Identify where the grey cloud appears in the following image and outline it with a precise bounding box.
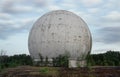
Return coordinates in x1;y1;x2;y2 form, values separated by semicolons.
18;19;34;31
103;17;120;23
33;0;47;7
97;26;120;44
0;21;14;27
2;3;32;14
0;13;12;20
0;26;29;40
0;25;20;39
0;19;34;40
0;0;39;40
104;0;120;10
1;0;47;14
102;11;120;23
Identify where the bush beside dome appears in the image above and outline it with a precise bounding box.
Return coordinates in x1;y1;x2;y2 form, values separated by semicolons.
28;10;92;67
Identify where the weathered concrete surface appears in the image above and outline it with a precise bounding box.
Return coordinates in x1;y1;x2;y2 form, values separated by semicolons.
28;10;92;67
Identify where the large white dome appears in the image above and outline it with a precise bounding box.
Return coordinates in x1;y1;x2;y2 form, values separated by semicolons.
28;10;92;60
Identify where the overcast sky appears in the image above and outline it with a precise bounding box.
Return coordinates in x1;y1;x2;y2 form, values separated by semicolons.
0;0;120;55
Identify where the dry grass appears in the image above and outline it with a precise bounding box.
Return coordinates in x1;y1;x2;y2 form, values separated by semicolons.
0;66;120;77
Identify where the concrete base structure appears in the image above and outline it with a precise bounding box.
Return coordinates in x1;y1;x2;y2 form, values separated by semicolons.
34;58;86;68
69;60;86;68
33;58;53;66
69;60;77;68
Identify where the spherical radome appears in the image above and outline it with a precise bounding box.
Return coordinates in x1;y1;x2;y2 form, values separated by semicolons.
28;10;92;61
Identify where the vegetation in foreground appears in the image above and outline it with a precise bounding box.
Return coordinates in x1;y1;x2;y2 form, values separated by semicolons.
0;66;120;77
0;50;120;72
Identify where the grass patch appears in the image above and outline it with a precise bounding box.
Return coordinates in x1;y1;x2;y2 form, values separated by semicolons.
38;67;59;76
39;67;49;74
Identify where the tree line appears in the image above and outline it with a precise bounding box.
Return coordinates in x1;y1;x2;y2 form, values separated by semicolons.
87;50;120;66
0;50;120;71
0;54;33;70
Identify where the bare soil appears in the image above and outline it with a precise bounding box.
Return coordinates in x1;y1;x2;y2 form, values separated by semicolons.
0;66;120;77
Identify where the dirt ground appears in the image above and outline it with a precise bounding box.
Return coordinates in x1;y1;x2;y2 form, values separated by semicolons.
0;66;120;77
